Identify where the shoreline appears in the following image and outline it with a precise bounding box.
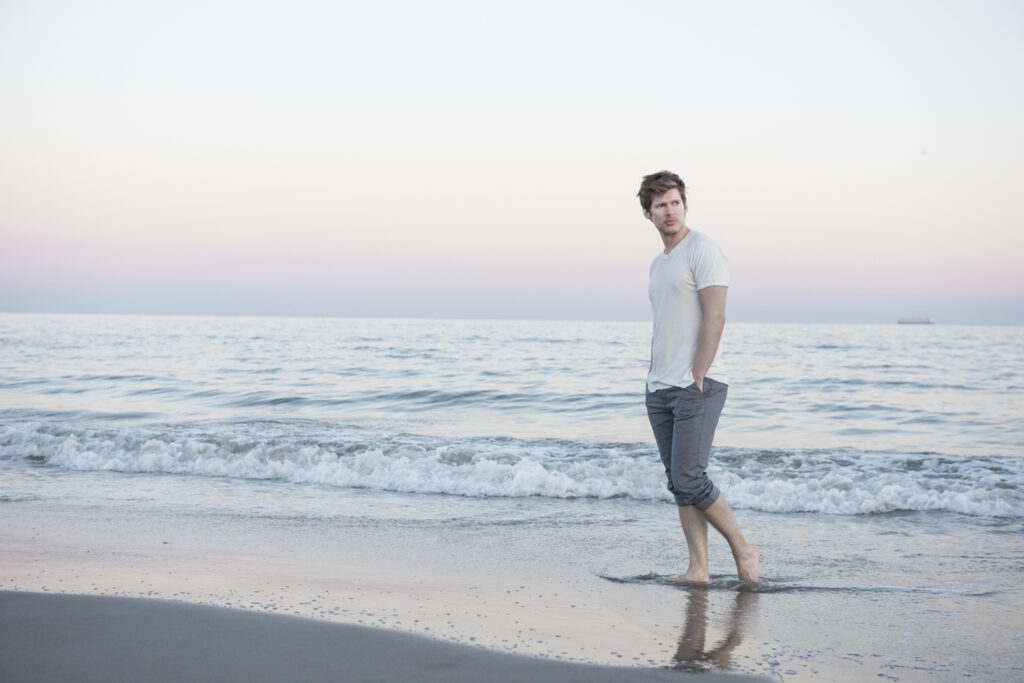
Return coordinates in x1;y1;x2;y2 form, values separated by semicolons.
0;591;768;682
3;488;1021;680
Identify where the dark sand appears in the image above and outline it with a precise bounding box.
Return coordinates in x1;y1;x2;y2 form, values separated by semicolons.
0;591;769;683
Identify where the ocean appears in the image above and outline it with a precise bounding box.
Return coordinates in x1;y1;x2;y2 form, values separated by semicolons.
2;314;1021;516
2;313;1022;679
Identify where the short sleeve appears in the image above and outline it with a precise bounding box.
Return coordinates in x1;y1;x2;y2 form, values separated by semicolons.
692;236;730;290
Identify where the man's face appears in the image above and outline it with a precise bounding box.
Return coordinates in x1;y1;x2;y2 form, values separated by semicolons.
644;188;687;239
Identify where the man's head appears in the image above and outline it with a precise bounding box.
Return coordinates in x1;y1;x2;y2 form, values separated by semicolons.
640;171;689;245
637;170;686;213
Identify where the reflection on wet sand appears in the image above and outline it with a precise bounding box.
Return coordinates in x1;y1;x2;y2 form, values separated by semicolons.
672;589;759;671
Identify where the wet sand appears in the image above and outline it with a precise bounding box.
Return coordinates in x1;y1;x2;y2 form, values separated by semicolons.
0;591;768;682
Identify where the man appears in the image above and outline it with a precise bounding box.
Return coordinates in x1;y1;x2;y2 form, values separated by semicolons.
640;170;760;583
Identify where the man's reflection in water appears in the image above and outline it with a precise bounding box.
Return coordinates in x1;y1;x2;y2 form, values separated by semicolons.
672;588;759;671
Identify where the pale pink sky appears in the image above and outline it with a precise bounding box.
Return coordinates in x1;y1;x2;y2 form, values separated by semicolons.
1;0;1022;323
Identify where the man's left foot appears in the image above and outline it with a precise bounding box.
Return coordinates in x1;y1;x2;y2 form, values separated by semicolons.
671;569;709;583
736;545;760;583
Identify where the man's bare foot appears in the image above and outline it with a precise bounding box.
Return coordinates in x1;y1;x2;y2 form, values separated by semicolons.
671;568;709;583
736;545;760;583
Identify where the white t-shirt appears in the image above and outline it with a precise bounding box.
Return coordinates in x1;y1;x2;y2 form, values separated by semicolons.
647;230;730;392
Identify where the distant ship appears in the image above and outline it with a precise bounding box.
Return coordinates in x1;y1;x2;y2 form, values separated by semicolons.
897;317;935;324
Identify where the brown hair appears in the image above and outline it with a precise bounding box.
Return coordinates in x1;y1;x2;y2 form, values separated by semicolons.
637;170;687;212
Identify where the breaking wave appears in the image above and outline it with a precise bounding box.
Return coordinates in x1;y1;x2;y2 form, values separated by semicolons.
1;418;1021;518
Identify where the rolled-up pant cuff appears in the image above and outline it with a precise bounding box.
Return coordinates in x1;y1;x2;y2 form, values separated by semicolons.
676;487;720;511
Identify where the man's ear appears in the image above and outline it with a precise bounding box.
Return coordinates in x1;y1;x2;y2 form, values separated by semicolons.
643;209;652;221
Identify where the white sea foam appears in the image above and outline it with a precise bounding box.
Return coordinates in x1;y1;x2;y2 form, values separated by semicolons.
2;420;1022;518
713;448;1023;517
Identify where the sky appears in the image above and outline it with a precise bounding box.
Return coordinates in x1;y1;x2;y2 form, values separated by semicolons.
1;0;1022;323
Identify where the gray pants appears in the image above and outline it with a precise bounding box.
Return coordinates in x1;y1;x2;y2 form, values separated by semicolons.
645;378;728;510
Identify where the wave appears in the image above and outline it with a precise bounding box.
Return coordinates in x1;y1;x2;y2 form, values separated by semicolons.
711;448;1023;517
1;418;1021;518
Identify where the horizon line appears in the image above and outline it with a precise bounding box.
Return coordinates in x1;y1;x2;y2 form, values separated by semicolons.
1;309;1020;327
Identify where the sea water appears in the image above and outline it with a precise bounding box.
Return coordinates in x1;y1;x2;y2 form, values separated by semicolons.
2;314;1020;517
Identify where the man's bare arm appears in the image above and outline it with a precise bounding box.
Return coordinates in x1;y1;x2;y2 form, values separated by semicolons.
692;285;727;390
